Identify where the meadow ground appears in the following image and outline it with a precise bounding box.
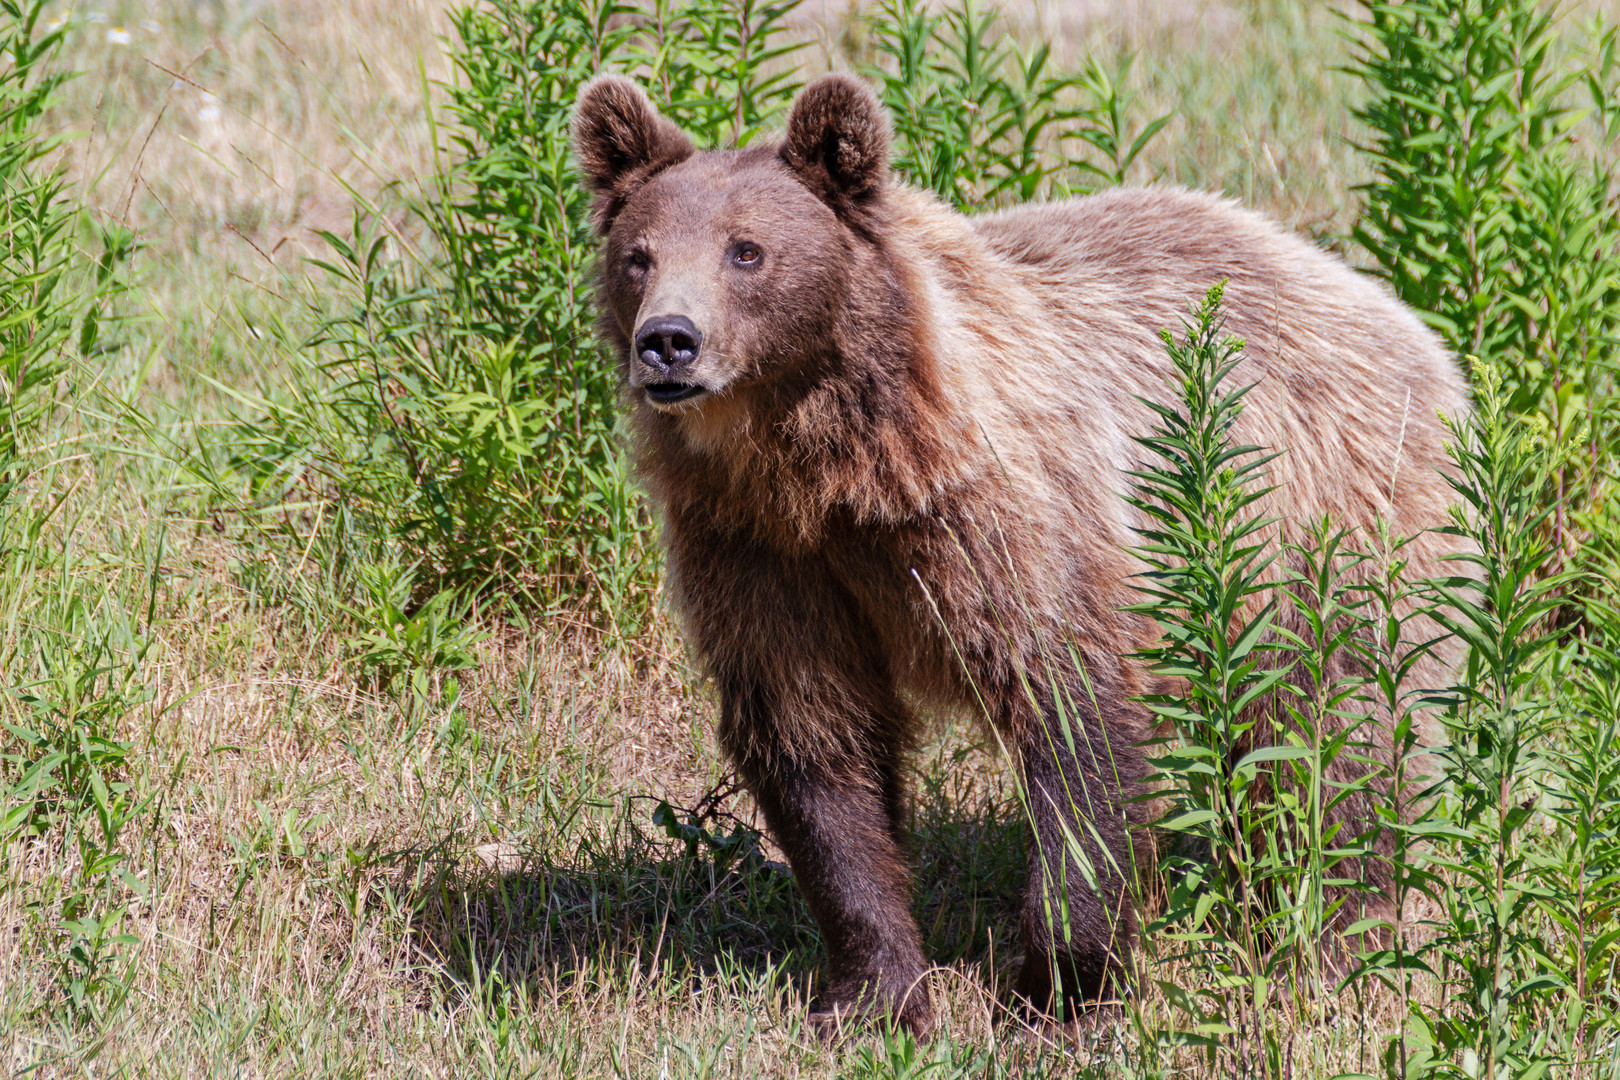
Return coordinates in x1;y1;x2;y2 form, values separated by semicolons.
1;1;1614;1076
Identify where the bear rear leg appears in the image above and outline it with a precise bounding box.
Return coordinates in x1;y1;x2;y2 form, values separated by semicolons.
1012;732;1140;1023
741;754;934;1037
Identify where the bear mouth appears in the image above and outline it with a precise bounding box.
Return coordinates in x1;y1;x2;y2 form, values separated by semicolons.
645;382;707;405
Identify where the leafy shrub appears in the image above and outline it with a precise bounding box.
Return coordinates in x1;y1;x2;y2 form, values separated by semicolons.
863;0;1168;209
1120;287;1395;1074
6;630;150;1024
212;0;809;630
1341;9;1620;1066
1113;293;1620;1077
1384;363;1571;1078
220;0;637;620
1348;0;1620;591
0;0;71;490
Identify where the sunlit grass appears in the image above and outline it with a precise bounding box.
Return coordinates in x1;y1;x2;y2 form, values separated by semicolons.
2;0;1618;1076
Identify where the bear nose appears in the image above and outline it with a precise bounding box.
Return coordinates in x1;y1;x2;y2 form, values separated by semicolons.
634;315;702;371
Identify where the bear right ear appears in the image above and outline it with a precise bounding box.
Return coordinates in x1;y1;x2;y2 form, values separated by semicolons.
572;75;694;232
780;74;890;220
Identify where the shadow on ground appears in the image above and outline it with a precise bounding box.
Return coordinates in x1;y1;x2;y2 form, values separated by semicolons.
410;764;1030;1005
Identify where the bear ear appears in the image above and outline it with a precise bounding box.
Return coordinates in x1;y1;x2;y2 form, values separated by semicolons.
572;74;694;232
780;74;890;216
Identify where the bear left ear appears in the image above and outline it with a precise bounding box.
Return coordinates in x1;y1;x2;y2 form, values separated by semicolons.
572;74;695;232
780;74;890;217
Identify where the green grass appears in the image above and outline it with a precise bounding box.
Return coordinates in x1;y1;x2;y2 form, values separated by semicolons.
3;1;1618;1076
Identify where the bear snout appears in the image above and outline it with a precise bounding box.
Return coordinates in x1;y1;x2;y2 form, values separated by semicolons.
632;315;710;406
633;315;703;374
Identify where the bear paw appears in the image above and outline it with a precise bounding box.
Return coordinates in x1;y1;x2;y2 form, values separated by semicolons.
807;984;935;1042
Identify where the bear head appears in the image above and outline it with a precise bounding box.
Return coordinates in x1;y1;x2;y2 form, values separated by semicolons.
572;73;892;415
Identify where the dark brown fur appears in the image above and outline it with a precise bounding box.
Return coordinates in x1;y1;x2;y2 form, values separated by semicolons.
573;73;1471;1035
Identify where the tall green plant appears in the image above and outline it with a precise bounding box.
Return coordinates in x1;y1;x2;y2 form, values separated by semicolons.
1119;323;1620;1079
0;0;83;497
1537;630;1620;1073
1348;6;1620;1068
1410;362;1569;1079
1339;361;1620;1080
1122;289;1455;1077
1348;0;1620;581
1347;520;1450;1080
637;0;806;146
1126;286;1305;1075
865;0;1169;209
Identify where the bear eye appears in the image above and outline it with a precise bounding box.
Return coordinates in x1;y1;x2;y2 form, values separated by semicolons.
732;242;762;267
627;249;650;270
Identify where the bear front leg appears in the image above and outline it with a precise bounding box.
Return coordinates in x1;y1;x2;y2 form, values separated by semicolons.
669;524;932;1034
738;750;933;1036
1012;699;1144;1023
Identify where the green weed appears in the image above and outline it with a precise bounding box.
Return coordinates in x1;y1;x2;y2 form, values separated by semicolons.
1348;0;1620;597
864;0;1168;208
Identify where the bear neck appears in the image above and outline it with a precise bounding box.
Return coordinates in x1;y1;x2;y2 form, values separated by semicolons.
642;188;986;550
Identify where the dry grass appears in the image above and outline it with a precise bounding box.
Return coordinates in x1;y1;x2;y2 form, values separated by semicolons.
4;0;1588;1075
0;475;1417;1075
63;0;448;258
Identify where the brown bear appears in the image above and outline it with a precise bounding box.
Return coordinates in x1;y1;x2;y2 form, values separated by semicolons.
571;72;1471;1036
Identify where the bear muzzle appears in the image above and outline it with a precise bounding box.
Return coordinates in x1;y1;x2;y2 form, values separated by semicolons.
632;314;710;406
